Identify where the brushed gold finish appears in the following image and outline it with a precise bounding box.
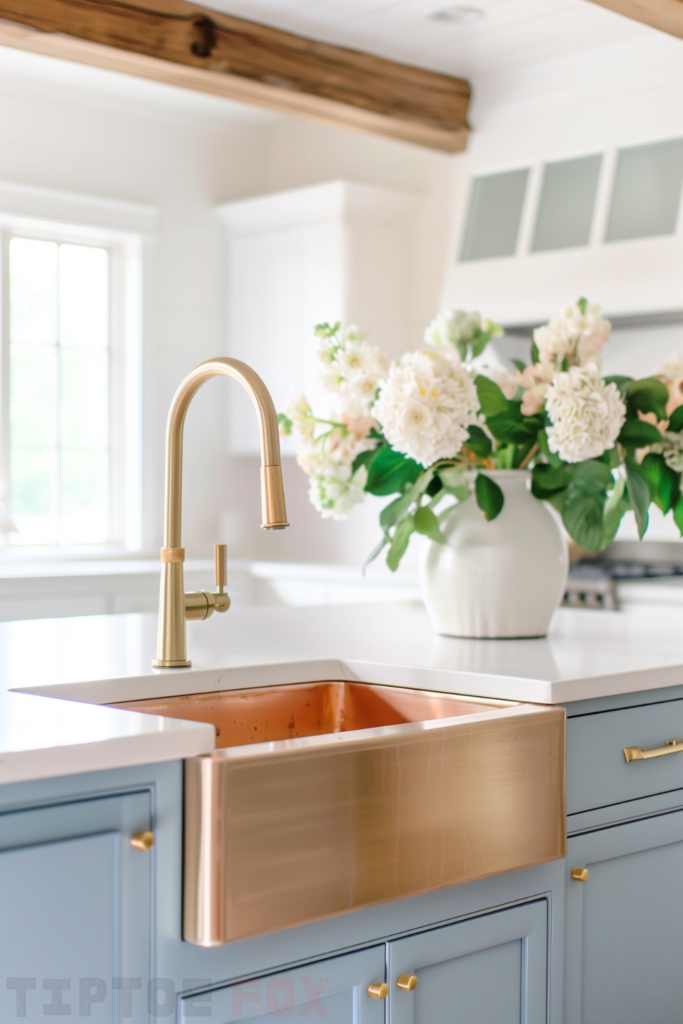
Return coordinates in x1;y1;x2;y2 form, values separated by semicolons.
215;544;228;590
571;867;589;882
129;683;565;946
130;831;154;851
367;984;388;1000
160;547;185;563
624;738;683;762
153;357;288;668
397;974;418;991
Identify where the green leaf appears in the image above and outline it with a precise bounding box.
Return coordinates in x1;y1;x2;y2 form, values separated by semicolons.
362;533;389;574
625;463;650;538
577;297;588;315
603;374;633;396
602;476;629;546
486;409;540;444
414;506;447;544
562;491;606;551
625;377;669;422
669;405;683;433
474;375;510;417
379;469;435;530
511;359;527;372
277;412;293;435
571;459;614;492
365;445;422;495
531;341;539;364
674;494;683;536
494;443;516;469
475;473;504;521
352;445;380;475
618;419;662;448
465;424;493;458
639;452;680;514
386;514;416;572
531;463;575;496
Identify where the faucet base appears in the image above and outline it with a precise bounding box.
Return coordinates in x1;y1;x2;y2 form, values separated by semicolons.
152;659;192;669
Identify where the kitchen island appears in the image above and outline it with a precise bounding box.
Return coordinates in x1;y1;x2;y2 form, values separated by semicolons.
1;601;682;1023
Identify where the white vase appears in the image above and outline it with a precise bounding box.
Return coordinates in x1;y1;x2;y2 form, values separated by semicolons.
419;470;568;639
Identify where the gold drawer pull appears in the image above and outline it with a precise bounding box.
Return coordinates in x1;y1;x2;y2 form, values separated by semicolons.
367;983;388;1000
571;867;589;882
397;974;418;991
130;831;154;851
623;739;683;763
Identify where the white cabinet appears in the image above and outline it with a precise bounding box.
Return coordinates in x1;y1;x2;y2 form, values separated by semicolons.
217;180;421;454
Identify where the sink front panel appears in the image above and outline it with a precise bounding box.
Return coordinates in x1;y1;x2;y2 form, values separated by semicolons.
179;699;566;947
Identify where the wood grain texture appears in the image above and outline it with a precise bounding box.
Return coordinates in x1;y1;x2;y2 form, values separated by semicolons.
0;0;470;151
585;0;683;40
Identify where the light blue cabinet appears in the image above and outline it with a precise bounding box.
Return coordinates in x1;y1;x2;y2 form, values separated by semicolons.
179;946;387;1023
564;808;683;1024
388;900;548;1024
0;791;152;1023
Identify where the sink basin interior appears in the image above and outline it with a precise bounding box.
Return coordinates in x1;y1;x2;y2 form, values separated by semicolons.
112;681;512;749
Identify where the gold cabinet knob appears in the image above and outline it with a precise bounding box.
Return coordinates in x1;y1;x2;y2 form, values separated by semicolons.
397;974;418;991
571;866;589;882
130;831;154;851
367;983;388;1000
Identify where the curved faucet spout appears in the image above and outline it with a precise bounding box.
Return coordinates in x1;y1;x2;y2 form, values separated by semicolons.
154;357;289;668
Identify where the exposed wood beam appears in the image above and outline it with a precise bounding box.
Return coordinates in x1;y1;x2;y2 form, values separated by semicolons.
0;0;470;152
585;0;683;41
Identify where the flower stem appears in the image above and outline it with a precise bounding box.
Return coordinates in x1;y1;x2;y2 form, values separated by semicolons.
519;443;539;470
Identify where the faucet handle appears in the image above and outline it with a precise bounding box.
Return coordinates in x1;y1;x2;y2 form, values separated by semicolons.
215;544;228;592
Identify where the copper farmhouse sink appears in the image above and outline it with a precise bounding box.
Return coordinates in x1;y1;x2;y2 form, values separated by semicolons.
114;681;566;946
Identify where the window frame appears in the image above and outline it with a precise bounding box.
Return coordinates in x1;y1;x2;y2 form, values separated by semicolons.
0;212;144;557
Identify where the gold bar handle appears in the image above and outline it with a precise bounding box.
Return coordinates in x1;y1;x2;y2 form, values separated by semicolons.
367;984;388;1000
624;739;683;762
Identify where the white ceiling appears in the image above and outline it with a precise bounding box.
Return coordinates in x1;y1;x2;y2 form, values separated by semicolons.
199;0;660;81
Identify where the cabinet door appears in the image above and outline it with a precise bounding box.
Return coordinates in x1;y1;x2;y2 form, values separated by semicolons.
565;808;683;1024
179;946;386;1024
0;791;152;1023
388;901;548;1024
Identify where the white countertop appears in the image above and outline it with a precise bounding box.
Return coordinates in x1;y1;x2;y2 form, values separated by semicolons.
3;601;683;785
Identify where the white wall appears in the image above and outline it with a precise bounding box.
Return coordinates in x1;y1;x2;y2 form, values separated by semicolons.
0;45;275;561
2;24;683;573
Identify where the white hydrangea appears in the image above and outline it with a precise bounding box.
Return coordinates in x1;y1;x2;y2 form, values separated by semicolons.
534;302;612;369
545;364;626;464
424;309;486;349
318;325;389;417
308;465;368;520
651;431;683;472
284;394;315;441
373;350;480;467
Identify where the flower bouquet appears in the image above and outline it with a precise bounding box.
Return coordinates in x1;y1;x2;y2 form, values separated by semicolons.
279;301;683;577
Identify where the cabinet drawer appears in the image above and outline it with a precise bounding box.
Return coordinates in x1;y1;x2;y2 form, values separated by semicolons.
567;700;683;814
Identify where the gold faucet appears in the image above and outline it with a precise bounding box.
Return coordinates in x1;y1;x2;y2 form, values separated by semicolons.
153;357;288;668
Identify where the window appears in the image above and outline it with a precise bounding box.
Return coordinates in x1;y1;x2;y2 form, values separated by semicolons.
606;138;683;242
532;155;602;252
459;169;529;262
0;221;142;552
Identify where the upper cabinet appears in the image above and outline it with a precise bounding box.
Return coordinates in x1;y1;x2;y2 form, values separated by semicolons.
217;181;421;455
442;137;683;325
